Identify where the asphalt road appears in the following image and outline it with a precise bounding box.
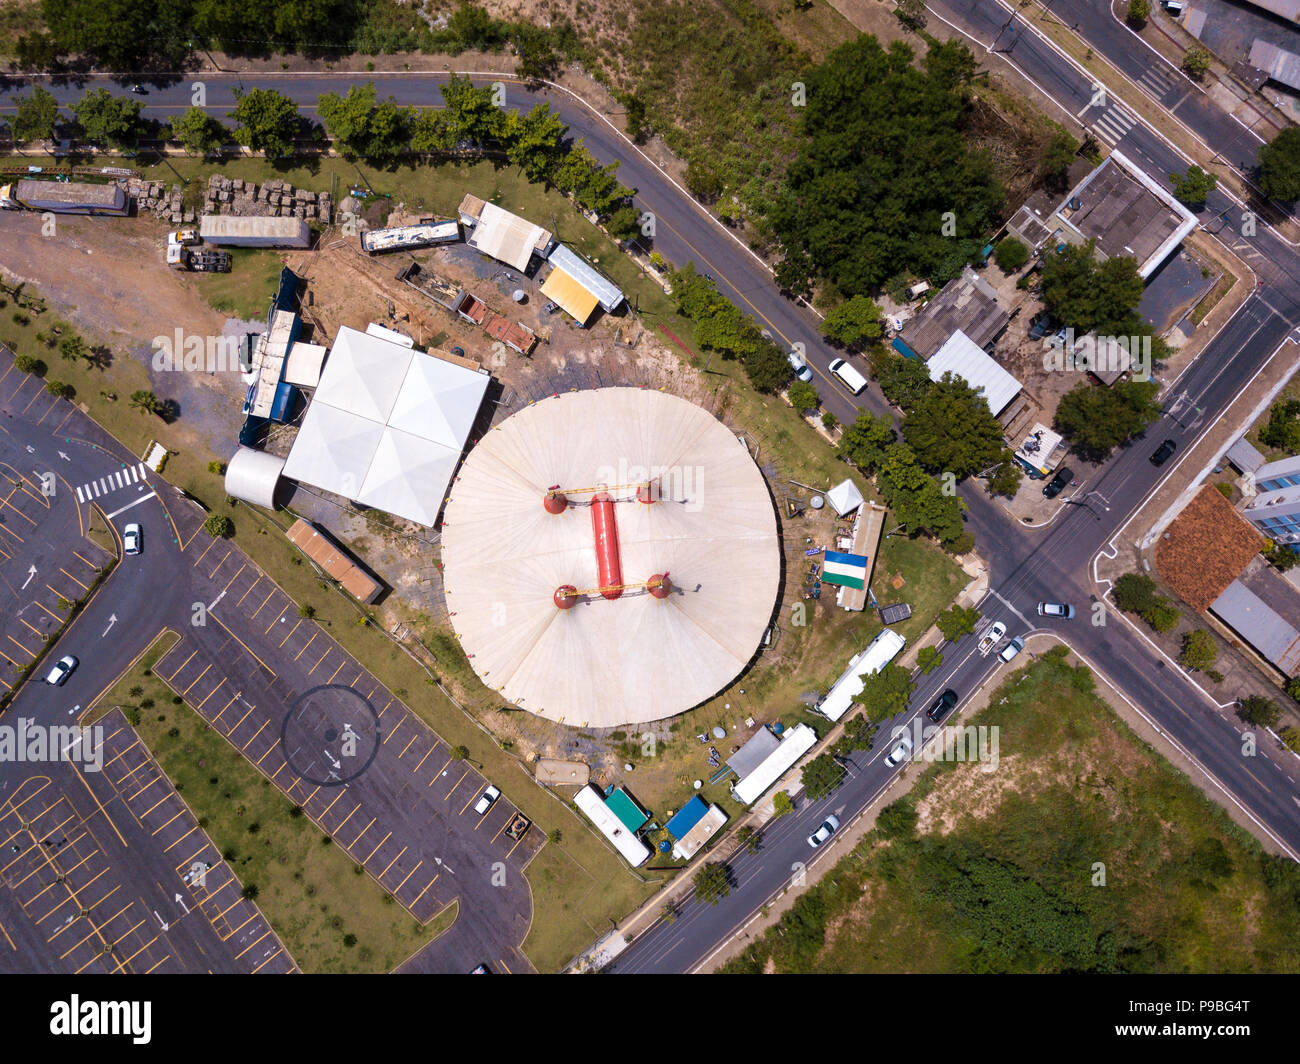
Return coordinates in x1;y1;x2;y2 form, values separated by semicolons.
3;12;1300;973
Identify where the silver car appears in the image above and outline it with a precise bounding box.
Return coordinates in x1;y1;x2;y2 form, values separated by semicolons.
883;734;913;767
44;655;78;686
123;523;142;556
787;351;813;382
807;814;841;848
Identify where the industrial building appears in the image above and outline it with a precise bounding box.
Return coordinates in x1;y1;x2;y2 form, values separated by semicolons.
440;388;781;726
280;325;491;527
458;194;554;271
0;178;128;215
1210;557;1300;678
926;330;1023;417
895;266;1008;361
540;244;626;324
663;797;727;861
1005;151;1197;280
199;214;312;248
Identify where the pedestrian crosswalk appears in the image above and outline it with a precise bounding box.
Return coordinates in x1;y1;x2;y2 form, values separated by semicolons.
75;463;148;504
1135;65;1181;101
1089;103;1136;147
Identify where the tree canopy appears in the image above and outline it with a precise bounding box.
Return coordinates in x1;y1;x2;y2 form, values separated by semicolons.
10;87;59;144
1053;378;1162;460
318;82;412;163
170;107;229;156
901;372;1006;479
822;295;883;349
230;88;301;159
770;34;1001;297
1259;127;1300;203
1169;164;1216;207
1039;240;1146;336
71;88;143;149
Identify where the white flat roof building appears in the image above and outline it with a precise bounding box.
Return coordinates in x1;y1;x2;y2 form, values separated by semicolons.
928;330;1022;417
573;785;650;867
732;724;818;806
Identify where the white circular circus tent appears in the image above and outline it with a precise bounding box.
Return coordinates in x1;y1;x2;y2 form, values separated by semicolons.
440;388;780;727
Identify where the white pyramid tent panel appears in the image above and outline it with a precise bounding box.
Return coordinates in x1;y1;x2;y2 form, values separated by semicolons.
313;326;413;423
387;353;490;448
282;402;384;501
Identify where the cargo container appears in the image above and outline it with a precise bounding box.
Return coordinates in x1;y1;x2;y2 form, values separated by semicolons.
199;214;311;249
1;178;128;215
360;220;459;254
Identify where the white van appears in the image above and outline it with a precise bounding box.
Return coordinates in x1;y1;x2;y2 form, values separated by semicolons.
829;358;868;395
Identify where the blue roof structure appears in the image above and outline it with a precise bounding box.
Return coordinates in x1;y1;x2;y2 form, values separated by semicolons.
664;795;709;840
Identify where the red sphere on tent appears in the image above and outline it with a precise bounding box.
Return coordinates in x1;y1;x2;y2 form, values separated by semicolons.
647;573;672;599
543;490;568;514
553;585;579;610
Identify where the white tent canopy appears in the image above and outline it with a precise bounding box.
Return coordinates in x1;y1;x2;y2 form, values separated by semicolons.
927;330;1022;416
440;388;781;727
283;326;490;526
826;478;865;517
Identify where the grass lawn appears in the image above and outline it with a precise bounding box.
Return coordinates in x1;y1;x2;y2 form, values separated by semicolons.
725;647;1300;973
85;632;456;972
191;248;288;318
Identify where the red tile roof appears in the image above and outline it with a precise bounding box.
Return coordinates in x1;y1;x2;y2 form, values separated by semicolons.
1154;485;1264;612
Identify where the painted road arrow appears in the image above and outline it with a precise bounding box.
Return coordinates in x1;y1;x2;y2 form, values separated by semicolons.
21;566;36;590
101;614;117;637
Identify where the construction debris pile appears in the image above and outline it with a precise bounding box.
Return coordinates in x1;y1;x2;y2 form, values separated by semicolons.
202;175;331;223
126;178;193;225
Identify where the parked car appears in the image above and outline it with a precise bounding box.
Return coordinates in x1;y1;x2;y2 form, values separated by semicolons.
1037;601;1075;619
807;814;841;848
122;523;142;556
977;621;1007;656
787;351;813;382
884;734;914;767
828;357;868;395
1042;467;1073;499
473;785;501;815
925;689;958;724
998;637;1025;663
44;655;78;686
1150;439;1177;466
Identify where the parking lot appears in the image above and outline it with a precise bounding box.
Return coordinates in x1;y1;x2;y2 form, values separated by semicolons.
0;710;296;973
149;530;543;965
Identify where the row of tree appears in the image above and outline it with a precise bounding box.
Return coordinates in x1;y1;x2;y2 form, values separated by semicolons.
18;0;584;78
7;79;643;240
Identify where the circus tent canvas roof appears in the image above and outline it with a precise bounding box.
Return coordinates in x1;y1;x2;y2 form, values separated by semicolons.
440;388;781;727
282;326;489;526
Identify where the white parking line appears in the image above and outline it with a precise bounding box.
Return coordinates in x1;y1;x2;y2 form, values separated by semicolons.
104;491;156;520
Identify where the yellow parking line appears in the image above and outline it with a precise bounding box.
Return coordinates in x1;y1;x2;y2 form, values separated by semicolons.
263;610;286;636
398;735;417;758
505;833;529;859
119;935;162;969
250;589;276;617
317;790;347;820
212;615;277;680
191;537;218;568
378;845;407;880
58;567;90;592
278;618;303;648
332;803;361;835
383;718;405;746
222;909;258;938
0;646;20;667
137;791;174;820
427;757;453;786
393;860;422;895
71;550;97;568
143;955;171;974
164;825;198;853
220;563;246;594
6;635;34;660
293;632;318;661
182;664;212;695
251;948;285;973
212;691;241;725
308;648;331;675
207;551;231;580
228;705;256;735
457;782;479;815
166;649;198;681
150;808;186;837
18;617;43;638
239;720;270;752
193;681;224;711
377;698;394;719
410;875;439;909
254;743;278;768
413;745;438;774
234;928;272;961
235;577;261;607
326;659;348;684
361;832;393;865
347;817;376;850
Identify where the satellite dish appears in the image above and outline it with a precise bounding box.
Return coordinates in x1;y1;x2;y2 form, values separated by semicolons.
810;496;825;509
512;289;526;303
693;779;703;789
712;725;726;739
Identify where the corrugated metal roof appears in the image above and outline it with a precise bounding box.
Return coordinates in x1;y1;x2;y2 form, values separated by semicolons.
664;795;709;839
546;244;625;312
1211;579;1300;675
1225;436;1266;475
540;266;600;323
727;727;782;781
465;201;552;271
1250;39;1300;93
927;330;1022;416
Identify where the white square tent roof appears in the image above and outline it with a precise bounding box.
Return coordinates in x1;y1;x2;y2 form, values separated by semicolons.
927;330;1022;417
826;478;865;517
283;325;490;526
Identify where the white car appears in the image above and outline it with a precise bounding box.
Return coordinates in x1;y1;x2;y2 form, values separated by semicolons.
473;785;501;816
807;815;841;848
787;351;813;382
123;523;142;556
977;621;1007;656
998;637;1025;663
44;655;78;686
1037;601;1074;619
883;734;913;767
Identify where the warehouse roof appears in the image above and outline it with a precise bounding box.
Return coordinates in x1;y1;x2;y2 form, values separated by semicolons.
459;195;553;271
1250;39;1300;93
899;267;1009;359
927;330;1022;416
540;268;600;324
200;214;311;244
15;179;125;208
546;245;625;314
1211;560;1300;675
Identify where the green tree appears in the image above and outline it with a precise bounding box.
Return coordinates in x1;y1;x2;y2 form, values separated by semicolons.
870;348;933;411
502;103;568;182
129;389;165;417
987;454;1024;498
11;87;59;145
410;109;458;155
440;75;505;144
1180;630;1218;671
13;355;46;376
821;295;883;349
737;826;760;854
170;107;228;156
202;514;233;538
833;712;877;757
1126;0;1150;27
44;379;73;398
917;645;943;674
787;380;820;412
39;0;177;69
854;662;916;723
693;861;731;905
901;372;1006;479
1053;378;1162;460
839;411;895;470
623;92;648;142
72;89;143;149
450;744;469;760
993;237;1030;272
744;341;794;393
1182;47;1211;79
875;800;918;840
231;88;301;159
1237;696;1281;729
772;791;795;817
1113;572;1159;614
1258;399;1300;451
801;753;845;801
1040;240;1146;336
1258;127;1300;203
1170;164;1216;206
318;83;412;164
1039;128;1077;192
58;335;87;363
937;604;980;642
